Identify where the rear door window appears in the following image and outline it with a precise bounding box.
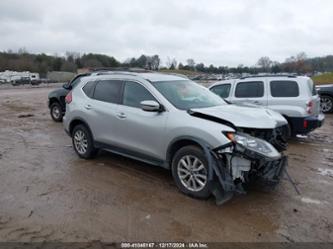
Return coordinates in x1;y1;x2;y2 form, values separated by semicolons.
235;81;264;98
210;84;231;98
93;80;123;104
122;81;156;108
270;80;299;97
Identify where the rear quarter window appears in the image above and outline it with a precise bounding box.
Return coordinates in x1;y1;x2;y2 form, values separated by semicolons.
235;81;264;98
82;81;96;98
270;80;299;97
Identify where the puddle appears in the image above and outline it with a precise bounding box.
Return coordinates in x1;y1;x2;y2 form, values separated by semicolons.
318;168;333;177
300;197;322;205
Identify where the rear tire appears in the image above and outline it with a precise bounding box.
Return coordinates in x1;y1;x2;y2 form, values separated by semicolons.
72;124;98;159
171;145;211;199
320;95;333;113
50;102;63;122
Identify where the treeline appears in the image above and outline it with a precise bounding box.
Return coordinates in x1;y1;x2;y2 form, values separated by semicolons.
0;50;120;77
0;49;333;77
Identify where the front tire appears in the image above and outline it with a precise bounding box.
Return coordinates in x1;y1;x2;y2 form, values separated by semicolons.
72;124;98;159
171;145;211;199
50;102;63;122
320;95;333;113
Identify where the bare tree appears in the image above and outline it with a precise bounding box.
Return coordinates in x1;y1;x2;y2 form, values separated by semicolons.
166;57;177;69
284;52;310;74
186;58;195;69
257;56;272;72
150;55;160;70
295;52;308;73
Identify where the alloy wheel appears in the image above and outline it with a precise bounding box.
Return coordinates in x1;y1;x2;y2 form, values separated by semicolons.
320;96;333;113
52;106;61;119
177;155;207;192
73;130;88;154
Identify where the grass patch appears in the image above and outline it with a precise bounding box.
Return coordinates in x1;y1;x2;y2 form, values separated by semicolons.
312;72;333;85
158;69;198;77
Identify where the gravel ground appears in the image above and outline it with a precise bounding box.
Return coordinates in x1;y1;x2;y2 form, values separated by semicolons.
0;86;332;242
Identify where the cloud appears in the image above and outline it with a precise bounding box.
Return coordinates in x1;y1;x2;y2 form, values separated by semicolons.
0;0;332;66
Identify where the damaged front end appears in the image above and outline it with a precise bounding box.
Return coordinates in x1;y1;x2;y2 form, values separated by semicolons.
204;132;287;205
236;125;290;152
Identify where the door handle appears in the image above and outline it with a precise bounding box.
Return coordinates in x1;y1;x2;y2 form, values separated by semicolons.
116;112;127;119
84;104;92;110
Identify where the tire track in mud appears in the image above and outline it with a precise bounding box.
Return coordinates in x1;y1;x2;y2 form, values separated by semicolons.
4;226;55;241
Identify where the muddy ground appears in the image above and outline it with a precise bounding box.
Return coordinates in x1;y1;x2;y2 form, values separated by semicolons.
0;86;332;242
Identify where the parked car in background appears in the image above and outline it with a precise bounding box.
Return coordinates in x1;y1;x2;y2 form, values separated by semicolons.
209;75;325;136
48;73;91;122
11;77;31;86
316;84;333;113
63;71;288;203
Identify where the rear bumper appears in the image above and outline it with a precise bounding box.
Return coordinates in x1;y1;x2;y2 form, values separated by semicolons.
289;114;325;135
63;116;71;136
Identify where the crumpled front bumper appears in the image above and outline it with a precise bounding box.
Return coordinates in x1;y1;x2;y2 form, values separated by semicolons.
255;155;287;187
206;144;288;205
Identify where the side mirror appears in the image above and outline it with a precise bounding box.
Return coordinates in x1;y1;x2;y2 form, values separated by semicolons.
63;82;72;90
140;100;163;112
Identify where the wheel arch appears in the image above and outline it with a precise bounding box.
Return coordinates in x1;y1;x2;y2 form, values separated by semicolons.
282;115;293;135
319;91;333;98
69;118;93;137
48;97;60;107
166;136;211;168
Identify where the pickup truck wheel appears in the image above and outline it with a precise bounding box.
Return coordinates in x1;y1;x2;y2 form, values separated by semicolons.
320;95;333;113
171;145;211;199
50;102;63;122
72;124;98;159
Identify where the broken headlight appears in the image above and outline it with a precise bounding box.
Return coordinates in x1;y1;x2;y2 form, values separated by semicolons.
226;132;281;160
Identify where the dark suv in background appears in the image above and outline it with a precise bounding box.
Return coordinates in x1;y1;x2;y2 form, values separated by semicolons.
48;73;90;121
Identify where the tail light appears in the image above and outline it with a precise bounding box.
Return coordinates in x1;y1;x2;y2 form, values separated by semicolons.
65;91;72;104
306;100;313;114
303;120;308;129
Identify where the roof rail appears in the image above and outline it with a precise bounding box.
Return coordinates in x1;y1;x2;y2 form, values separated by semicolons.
94;71;139;77
161;72;188;79
91;67;153;73
240;74;297;79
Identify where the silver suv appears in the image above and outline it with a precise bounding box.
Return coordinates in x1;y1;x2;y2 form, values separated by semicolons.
63;71;288;204
209;75;325;136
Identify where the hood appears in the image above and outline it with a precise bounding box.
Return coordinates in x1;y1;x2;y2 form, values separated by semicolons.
190;105;287;129
316;84;333;88
48;87;69;98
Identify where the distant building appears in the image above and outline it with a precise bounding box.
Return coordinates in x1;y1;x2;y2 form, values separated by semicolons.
47;71;75;82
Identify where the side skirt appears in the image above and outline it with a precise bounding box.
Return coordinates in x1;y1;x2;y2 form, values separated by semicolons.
94;141;168;169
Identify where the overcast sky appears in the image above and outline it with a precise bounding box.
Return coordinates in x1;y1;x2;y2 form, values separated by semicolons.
0;0;332;67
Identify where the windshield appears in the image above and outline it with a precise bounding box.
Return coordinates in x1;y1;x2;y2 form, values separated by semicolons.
153;80;226;110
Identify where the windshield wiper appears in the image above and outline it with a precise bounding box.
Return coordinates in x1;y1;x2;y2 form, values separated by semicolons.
223;98;231;104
